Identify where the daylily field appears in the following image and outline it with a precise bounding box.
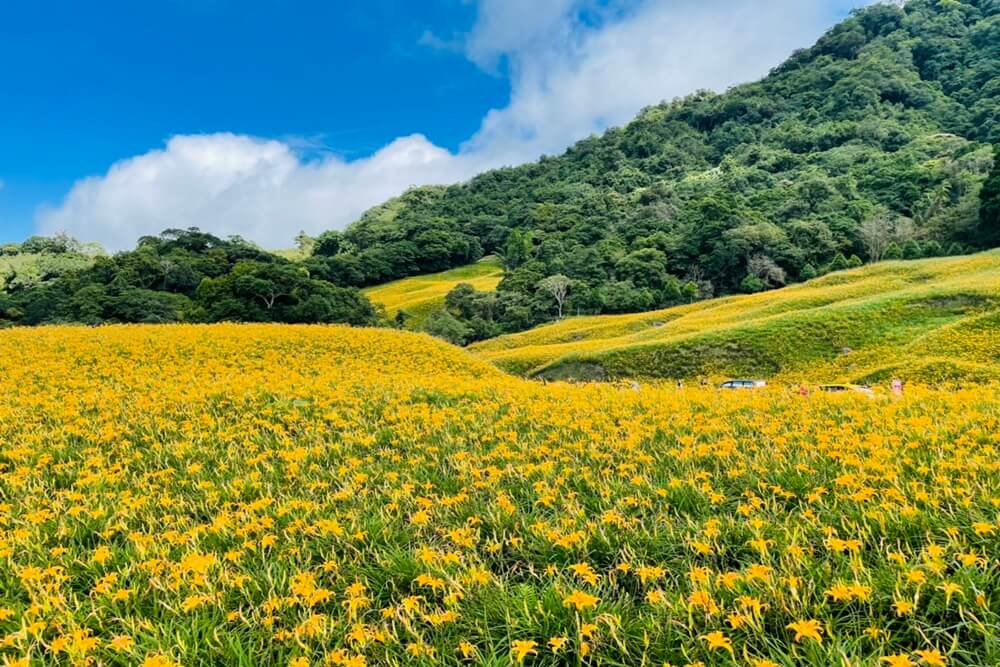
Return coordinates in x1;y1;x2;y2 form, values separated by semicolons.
1;324;998;666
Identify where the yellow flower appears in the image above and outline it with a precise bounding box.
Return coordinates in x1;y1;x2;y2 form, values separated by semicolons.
457;641;476;659
563;590;599;611
914;649;947;666
511;640;537;663
548;636;568;652
568;562;600;585
142;656;180;667
971;521;995;536
937;582;962;603
109;635;134;652
882;655;915;667
893;599;915;616
700;631;733;654
786;619;823;644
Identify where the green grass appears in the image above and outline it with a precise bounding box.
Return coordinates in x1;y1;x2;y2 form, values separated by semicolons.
471;251;1000;384
363;256;504;328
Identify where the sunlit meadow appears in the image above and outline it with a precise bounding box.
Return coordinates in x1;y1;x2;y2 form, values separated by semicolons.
1;324;998;666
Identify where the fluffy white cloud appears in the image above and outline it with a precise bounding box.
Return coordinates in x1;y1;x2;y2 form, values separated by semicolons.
37;133;485;250
38;0;870;250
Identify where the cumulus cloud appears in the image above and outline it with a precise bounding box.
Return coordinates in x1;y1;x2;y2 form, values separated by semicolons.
37;133;486;250
38;0;868;250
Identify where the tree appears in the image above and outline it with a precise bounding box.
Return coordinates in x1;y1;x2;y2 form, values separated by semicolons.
537;274;573;319
598;281;654;313
312;231;343;257
746;254;787;287
979;145;1000;247
739;275;766;293
828;253;850;272
615;249;670;291
902;239;923;260
422;309;472;345
196;260;377;325
294;231;316;256
800;263;818;280
859;214;893;262
501;229;534;270
922;240;942;257
883;242;903;260
234;262;301;311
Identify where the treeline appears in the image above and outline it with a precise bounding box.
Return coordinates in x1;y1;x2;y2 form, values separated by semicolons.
0;230;378;327
299;0;1000;340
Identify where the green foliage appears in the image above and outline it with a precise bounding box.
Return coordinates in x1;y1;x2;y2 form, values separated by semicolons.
1;229;377;328
421;308;473;345
304;0;999;338
923;239;944;256
903;239;924;259
474;250;1000;383
196;260;377;325
828;253;851;272
739;274;766;294
980;145;1000;246
0;233;104;294
884;242;904;260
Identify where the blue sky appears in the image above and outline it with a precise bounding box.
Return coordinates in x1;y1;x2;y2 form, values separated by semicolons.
0;0;868;249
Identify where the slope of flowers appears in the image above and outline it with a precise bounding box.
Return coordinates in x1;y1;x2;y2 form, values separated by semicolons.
1;324;999;666
363;257;503;328
472;251;1000;383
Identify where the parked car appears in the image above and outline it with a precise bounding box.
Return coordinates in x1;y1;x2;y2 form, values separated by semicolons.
819;384;874;396
719;379;767;389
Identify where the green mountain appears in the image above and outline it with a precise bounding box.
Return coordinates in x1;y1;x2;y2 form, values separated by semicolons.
306;0;1000;340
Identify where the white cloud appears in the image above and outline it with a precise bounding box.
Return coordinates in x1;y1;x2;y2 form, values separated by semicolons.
37;0;869;250
37;133;484;250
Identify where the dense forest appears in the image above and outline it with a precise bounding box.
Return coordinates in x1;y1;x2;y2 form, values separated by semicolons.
0;230;378;327
1;0;998;336
302;0;999;340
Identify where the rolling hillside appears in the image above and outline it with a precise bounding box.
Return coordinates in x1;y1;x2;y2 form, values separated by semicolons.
471;251;1000;384
362;256;503;327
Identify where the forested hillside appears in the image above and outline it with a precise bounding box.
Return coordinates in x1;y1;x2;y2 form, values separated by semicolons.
306;0;1000;338
0;229;378;327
